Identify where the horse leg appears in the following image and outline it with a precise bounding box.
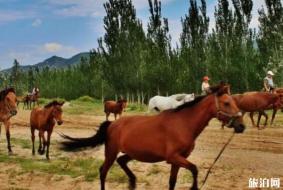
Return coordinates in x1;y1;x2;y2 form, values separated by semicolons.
114;114;117;120
31;127;35;155
262;111;268;128
4;120;12;153
100;142;119;190
46;130;52;160
249;112;256;127
167;155;198;190
257;112;262;129
105;112;110;121
270;108;277;126
117;154;136;190
169;164;180;190
38;130;43;154
41;131;47;155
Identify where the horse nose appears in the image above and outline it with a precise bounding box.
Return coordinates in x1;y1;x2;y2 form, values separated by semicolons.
57;121;63;125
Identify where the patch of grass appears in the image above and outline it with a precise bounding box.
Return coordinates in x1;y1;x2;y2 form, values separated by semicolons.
76;96;95;102
126;103;147;113
10;138;31;149
180;170;193;184
0;153;127;183
38;98;66;106
64;98;103;115
108;164;128;183
147;164;162;176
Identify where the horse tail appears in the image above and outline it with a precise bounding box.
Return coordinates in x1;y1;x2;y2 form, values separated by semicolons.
60;121;111;151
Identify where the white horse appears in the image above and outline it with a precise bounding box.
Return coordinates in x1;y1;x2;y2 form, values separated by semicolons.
148;93;195;112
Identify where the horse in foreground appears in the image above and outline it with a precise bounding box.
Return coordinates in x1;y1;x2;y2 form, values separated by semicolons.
60;84;245;190
227;92;283;129
0;88;17;153
30;100;64;159
148;93;195;112
104;99;127;121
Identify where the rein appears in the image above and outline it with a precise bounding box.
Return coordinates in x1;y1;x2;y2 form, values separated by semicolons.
200;132;235;189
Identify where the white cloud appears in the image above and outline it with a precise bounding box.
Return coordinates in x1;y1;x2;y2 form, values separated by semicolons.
47;0;107;17
168;19;182;46
0;10;35;24
47;0;177;18
42;42;78;54
44;42;63;52
32;18;42;27
132;0;176;10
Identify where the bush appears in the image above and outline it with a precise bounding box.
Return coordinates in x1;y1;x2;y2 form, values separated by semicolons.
76;96;95;102
38;98;66;105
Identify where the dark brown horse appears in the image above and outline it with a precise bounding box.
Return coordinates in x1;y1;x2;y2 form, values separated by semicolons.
30;100;64;159
24;91;40;110
104;99;127;121
60;84;245;190
0;88;17;153
226;92;283;129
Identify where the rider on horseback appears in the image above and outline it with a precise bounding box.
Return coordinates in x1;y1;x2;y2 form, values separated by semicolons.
263;71;275;92
32;86;39;95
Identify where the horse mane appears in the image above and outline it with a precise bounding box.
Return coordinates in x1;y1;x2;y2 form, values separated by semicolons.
44;100;63;108
0;88;15;101
174;83;229;111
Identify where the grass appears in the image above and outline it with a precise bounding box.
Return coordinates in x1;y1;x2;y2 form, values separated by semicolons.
38;96;147;115
147;164;162;176
0;152;127;182
64;98;103;115
10;138;31;149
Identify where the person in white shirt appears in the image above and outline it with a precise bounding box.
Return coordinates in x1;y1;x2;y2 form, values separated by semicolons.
263;71;275;92
201;76;210;95
32;86;39;95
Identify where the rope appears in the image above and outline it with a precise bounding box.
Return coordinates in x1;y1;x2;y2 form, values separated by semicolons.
200;132;235;189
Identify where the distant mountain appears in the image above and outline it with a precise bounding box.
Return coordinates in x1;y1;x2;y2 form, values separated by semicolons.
1;52;90;73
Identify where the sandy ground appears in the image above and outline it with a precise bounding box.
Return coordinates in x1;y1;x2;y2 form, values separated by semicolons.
0;108;282;190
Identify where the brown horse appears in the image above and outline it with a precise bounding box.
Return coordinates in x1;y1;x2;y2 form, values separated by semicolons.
30;100;64;159
226;92;282;129
60;84;245;190
104;99;127;121
0;88;17;153
256;88;283;126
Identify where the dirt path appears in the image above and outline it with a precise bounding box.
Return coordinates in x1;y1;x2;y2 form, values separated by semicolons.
0;109;282;190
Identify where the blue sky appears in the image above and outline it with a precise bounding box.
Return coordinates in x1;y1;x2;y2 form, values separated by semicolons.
0;0;268;69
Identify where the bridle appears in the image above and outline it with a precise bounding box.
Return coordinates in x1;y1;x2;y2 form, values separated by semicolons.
214;95;242;119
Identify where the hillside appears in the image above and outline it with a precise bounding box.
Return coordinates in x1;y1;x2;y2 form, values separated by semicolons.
1;52;90;73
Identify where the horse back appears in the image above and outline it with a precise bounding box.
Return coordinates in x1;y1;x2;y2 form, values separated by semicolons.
235;92;279;111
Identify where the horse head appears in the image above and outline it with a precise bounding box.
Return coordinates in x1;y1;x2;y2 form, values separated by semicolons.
45;101;65;125
0;88;17;116
117;99;127;112
213;84;245;133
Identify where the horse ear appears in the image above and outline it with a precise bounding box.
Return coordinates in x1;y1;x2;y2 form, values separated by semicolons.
60;101;65;106
216;84;231;96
